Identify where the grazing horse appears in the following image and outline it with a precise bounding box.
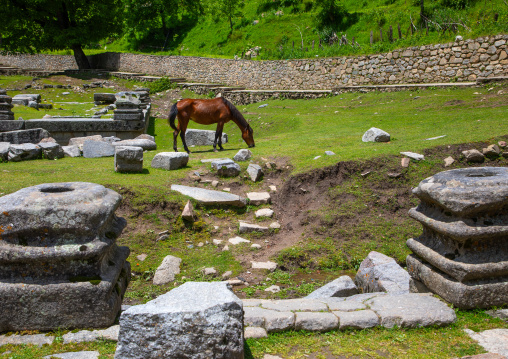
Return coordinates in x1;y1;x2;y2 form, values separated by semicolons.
168;97;255;153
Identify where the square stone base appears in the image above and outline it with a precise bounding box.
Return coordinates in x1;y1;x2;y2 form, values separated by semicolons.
0;247;130;332
407;254;508;309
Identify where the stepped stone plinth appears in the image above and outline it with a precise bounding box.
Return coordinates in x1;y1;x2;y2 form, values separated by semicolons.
0;182;131;331
0;90;15;121
113;92;144;131
407;167;508;309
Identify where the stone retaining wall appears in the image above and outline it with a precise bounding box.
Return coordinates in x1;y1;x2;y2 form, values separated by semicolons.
1;35;507;90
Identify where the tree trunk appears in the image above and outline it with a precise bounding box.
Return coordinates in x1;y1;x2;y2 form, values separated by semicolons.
71;44;91;69
420;0;424;20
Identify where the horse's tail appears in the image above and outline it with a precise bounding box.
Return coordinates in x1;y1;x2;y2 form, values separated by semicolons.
221;97;249;129
168;102;178;131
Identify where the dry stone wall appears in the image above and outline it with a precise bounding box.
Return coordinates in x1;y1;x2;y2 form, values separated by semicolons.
1;35;507;90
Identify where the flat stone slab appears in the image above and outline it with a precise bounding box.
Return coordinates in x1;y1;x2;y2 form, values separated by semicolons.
247;192;271;205
465;329;508;358
251;261;277;271
112;139;156;151
244;327;268;339
0;333;54;347
62;325;119;344
82;140;115;158
229;236;251;245
295;312;338;331
171;185;247;207
152;152;188;170
239;222;269;233
401;151;424;160
0;128;49;145
201;157;230;163
43;351;100;359
334;310;379;330
260;299;328;312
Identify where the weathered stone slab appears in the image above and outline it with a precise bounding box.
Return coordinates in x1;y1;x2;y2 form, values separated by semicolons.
334;310;379;330
7;143;41;161
239;222;269;233
115;146;143;173
44;352;100;359
13;93;41;103
465;329;508;358
201;157;230;163
355;251;410;294
0;120;25;132
233;149;252;161
171;185;247;207
62;325;119;344
39;142;64;160
94;93;117;104
0;142;10;161
244;306;294;332
0;333;54;347
305;276;358;299
261;299;328;312
320;298;366;311
366;293;456;328
228;236;251;245
82;140;115;158
152;152;189;170
115;282;244;359
68;135;104;148
112;139;156;151
185;129;228;146
295;312;338;331
153;255;182;285
244;327;268;339
247;164;264;181
0;128;49;144
401;151;424;160
217;162;241;177
251;261;277;271
247;192;271;205
362;127;390;142
62;145;82;157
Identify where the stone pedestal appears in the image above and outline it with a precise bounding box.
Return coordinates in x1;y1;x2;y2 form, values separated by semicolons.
113;99;144;131
0;182;131;331
407;167;508;309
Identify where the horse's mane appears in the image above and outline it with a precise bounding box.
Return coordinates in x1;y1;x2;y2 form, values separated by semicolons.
221;97;251;131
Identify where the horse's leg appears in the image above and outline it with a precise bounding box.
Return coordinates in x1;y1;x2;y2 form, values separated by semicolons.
173;129;179;152
217;123;225;151
179;122;191;153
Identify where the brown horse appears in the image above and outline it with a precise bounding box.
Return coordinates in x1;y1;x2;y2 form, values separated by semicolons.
168;97;255;153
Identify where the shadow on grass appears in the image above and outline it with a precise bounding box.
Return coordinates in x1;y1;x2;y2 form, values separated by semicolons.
117;168;151;175
244;342;254;359
189;147;243;154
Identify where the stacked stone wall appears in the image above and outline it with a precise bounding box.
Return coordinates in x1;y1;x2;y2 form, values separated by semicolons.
1;35;507;90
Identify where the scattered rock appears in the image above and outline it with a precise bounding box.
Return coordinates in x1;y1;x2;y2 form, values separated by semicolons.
265;285;281;293
258;104;268;108
0;333;54;347
425;135;447;141
498;141;507;148
251;261;277;271
171;185;247;207
244;327;268;339
269;185;277;192
247;164;264;182
153;255;182;285
233;149;252;161
314;156;321;160
247;192;271;205
483;144;500;158
202;267;217;276
8;143;41;161
181;200;198;222
136;254;147;261
269;222;281;229
400;151;424;161
213;239;223;245
82;140;115;158
211;180;219;187
486;309;508;322
462;149;485;163
362;127;390;142
228;236;251;245
255;208;274;218
62;145;81;157
135;134;155;142
325;151;335;156
251;244;262;249
68;135;103;150
222;271;233;279
115;146;143;173
212;159;241;177
401;157;410;167
305;276;358;299
387;172;401;178
239;222;269;233
152;152;189;170
465;329;508;357
39;142;63;160
444;156;455;167
355;251;410;294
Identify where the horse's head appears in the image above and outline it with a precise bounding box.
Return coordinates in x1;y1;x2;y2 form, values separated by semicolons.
242;125;255;148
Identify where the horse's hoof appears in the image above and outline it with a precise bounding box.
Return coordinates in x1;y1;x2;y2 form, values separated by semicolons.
213;149;218;152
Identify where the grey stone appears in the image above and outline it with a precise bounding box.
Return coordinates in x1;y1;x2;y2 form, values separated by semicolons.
319;298;366;311
13;93;41;103
94;93;117;104
334;310;379;330
270;222;280;229
115;92;142;105
462;149;485;163
362;127;390;142
251;261;277;271
247;192;271;205
153;255;182;285
211;159;241;177
28;100;38;109
325;151;336;156
201;157;230;163
69;135;103;149
0;182;130;331
112;139;156;151
233;149;252;161
115;146;143;173
152;152;189;170
255;208;274;218
94;107;108;116
247;163;264;181
115;282;244;359
43;352;100;359
239;222;269;233
184;129;228;146
400;151;424;160
0;128;49;144
228;236;251;245
486;309;508;321
182;200;197;221
295;312;338;331
171;185;247;207
62;325;119;344
62;145;81;158
0;142;10;161
83;140;115;158
261;299;328;312
355;251;410;294
244;327;267;338
203;267;217;276
0;333;54;347
135;134;155;142
305;276;358;299
367;293;456;328
444;156;455;167
7;143;41;161
465;329;508;357
483;144;500;158
39;142;64;160
344;292;387;302
244;306;294;332
265;285;280;293
409;278;431;293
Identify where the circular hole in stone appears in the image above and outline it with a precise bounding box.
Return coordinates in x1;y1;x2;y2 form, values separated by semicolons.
465;171;496;178
40;186;74;193
79;245;88;252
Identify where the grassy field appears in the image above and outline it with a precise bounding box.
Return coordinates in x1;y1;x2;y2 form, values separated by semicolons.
0;75;507;358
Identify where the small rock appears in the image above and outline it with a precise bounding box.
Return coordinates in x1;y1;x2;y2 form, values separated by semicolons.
251;244;262;249
263;355;283;359
229;236;251;245
182;200;197;222
265;285;280;293
211;180;219;187
314;156;321;160
401;157;410;167
239;222;269;233
269;222;281;229
387;172;401;178
136;254;147;261
43;351;99;359
197;242;204;247
213;239;223;245
462;149;485;163
325;151;335;156
306;276;358;299
152;152;189;170
222;271;233;279
255;208;274;218
247;192;271;205
222;245;230;251
400;151;424;161
258;104;268;108
425;135;447;141
269;185;277;192
227;279;244;286
362;127;390;142
223;188;231;192
233;149;252;161
361;170;371;177
202;267;217;276
247;164;264;182
244;327;268;339
62;145;81;158
153;255;182;285
498;141;507;148
444;156;455;167
251;261;277;271
483;144;500;158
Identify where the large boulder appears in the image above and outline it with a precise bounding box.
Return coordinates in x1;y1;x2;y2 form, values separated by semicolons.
115;282;244;359
184;129;228;146
362;128;390;143
115;146;143;173
0;128;49;144
355;251;410;294
305;276;359;299
151;152;189;170
7;143;41;162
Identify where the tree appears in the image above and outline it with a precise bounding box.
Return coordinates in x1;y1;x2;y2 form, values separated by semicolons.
213;0;245;31
123;0;203;51
314;0;349;29
0;0;123;69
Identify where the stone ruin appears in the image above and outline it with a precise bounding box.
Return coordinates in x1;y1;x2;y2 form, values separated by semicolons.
407;167;508;309
0;182;131;331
